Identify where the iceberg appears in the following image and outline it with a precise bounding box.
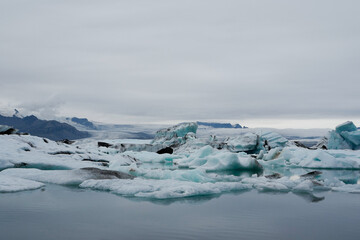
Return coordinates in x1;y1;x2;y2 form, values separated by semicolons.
258;131;288;149
327;131;352;150
326;121;360;150
259;146;360;169
340;131;360;149
110;163;213;183
262;147;282;161
241;173;332;193
0;168;133;186
111;122;199;154
332;183;360;193
119;151;181;163
175;146;262;171
80;178;251;199
0;176;44;192
151;122;198;147
0;134;133;170
224;132;258;152
335;121;357;133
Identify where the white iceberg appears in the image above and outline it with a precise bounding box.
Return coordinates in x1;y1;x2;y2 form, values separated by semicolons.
0;134;132;170
175;146;262;171
110;163;213;182
259;147;360;169
258;131;288;149
0;176;44;192
0;167;133;186
224;132;258;152
80;178;251;199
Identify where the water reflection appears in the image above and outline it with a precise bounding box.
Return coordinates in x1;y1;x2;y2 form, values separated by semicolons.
293;192;325;203
121;190;252;206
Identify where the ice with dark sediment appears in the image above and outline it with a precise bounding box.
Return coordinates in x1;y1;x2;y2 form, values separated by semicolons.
1;121;360;199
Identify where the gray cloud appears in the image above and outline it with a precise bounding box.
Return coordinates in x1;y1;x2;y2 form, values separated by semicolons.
0;0;359;126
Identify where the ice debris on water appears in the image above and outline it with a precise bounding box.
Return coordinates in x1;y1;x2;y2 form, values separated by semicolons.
80;178;251;199
258;131;288;149
325;121;360;150
1;121;360;199
151;122;198;147
0;175;44;193
175;146;262;171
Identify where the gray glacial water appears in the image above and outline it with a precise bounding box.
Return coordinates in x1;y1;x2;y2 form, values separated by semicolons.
1;184;359;240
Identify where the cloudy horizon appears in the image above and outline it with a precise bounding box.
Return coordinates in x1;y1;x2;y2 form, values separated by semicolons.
1;0;359;128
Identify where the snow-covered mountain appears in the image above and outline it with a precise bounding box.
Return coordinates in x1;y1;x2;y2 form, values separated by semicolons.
0;112;90;141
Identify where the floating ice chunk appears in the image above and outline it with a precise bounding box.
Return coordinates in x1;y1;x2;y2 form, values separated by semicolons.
263;147;281;161
139;169;212;182
326;121;360;150
151;122;198;146
115;143;161;153
332;184;360;193
176;146;262;171
335;121;357;133
0;176;44;193
224;133;258;152
113;123;199;153
323;178;345;188
241;175;325;193
0;134;130;170
110;163;213;182
255;181;289;192
174;136;208;155
241;176;298;192
327;131;352;150
80;178;251;199
0;168;90;185
259;131;288;149
278;147;360;169
120;151;181;163
0;168;132;186
339;131;360;150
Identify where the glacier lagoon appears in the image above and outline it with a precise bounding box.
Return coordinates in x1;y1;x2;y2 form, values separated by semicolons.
1;184;360;240
1;121;360;239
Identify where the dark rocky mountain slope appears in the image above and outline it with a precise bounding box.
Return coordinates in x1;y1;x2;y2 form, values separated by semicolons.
0;114;90;141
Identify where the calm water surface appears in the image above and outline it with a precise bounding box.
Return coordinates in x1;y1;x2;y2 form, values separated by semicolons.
0;185;359;240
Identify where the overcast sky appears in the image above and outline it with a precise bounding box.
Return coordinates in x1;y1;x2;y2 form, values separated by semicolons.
0;0;359;128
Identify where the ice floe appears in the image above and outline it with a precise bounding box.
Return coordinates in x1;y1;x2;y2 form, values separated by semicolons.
0;168;133;185
0;176;44;193
258;147;360;169
80;178;251;199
